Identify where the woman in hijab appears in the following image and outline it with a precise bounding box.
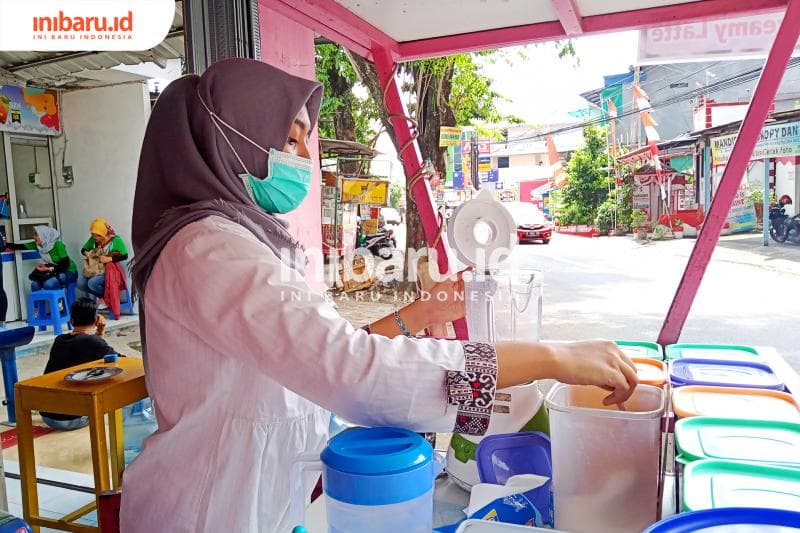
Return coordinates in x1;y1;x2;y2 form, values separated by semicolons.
122;59;637;532
78;217;129;299
8;226;77;291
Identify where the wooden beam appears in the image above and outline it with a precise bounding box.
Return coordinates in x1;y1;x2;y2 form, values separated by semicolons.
551;0;583;35
658;0;800;345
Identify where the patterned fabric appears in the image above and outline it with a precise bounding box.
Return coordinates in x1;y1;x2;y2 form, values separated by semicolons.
445;342;497;436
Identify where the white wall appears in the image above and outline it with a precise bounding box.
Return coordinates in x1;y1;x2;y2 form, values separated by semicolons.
775;159;798;216
53;82;149;261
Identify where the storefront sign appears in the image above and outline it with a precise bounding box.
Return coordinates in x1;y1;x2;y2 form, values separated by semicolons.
497;189;517;202
439;126;462;147
0;84;60;135
726;179;758;233
478;157;492;172
487;168;499;182
638;12;798;64
477;140;491;154
633;185;651;216
340;179;389;205
453;171;465;190
711;121;800;166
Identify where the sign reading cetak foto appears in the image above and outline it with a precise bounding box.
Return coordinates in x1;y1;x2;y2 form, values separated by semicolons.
0;0;173;51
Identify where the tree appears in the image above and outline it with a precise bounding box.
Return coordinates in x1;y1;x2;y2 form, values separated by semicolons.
389;184;404;208
558;125;611;226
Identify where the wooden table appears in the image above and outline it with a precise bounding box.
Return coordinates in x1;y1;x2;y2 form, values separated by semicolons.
14;357;147;533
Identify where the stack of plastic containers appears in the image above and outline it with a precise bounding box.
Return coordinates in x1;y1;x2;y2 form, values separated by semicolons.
665;343;800;520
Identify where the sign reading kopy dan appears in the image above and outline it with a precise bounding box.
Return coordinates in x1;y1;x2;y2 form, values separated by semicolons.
638;12;799;64
711;121;800;166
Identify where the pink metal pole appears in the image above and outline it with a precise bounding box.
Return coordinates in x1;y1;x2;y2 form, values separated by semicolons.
371;43;469;340
658;0;800;346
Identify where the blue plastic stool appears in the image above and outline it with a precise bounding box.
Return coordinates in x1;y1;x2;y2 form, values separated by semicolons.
119;287;135;316
65;280;77;308
27;289;71;335
0;326;35;425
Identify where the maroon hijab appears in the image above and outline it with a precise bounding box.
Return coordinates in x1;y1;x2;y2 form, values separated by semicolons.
132;58;322;293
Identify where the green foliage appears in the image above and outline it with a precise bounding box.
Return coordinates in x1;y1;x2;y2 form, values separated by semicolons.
559;125;610;226
448;54;520;126
594;199;616;233
630;209;648;229
747;188;764;205
389;184;404;208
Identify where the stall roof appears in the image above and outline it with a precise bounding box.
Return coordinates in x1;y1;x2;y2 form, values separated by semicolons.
617;133;697;163
0;2;184;89
319;138;381;158
270;0;790;61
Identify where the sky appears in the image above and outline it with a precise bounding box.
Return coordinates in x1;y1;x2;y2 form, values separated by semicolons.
480;31;639;125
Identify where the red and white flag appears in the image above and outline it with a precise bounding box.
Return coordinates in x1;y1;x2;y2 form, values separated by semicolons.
547;135;566;188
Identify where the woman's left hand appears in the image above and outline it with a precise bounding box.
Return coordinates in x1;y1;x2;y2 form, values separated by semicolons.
100;255;113;264
421;271;467;327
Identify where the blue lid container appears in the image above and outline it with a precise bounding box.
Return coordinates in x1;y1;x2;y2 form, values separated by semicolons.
476;432;553;526
644;508;800;532
670;358;784;390
321;427;434;506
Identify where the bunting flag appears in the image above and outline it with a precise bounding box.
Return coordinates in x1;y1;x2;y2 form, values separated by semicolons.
633;83;662;182
547;134;567;188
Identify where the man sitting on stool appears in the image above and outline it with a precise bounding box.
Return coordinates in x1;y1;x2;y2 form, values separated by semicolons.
40;298;116;431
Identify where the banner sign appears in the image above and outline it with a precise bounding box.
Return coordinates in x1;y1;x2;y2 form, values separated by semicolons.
478;156;492;172
638;12;799;64
711;121;800;166
439;126;462;147
0;84;60;135
453;171;464;190
340;179;389;205
477;140;491;154
487;168;499;182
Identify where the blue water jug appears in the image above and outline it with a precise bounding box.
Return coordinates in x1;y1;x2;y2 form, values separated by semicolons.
291;427;443;533
122;398;157;465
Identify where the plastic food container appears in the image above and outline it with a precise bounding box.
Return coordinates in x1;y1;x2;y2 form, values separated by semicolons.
665;343;760;361
644;508;800;532
545;384;665;533
676;417;800;467
672;386;800;420
669;358;784;390
454;520;561;532
633;358;667;387
682;459;800;512
616;340;663;360
475;432;552;525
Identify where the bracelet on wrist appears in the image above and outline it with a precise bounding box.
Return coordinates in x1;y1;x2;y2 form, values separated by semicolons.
393;310;412;337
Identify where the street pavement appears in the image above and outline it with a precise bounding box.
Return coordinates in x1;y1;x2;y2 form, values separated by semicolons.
504;232;800;371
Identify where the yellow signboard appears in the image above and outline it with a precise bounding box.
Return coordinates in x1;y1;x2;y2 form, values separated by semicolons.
439;126;463;147
340;179;389;205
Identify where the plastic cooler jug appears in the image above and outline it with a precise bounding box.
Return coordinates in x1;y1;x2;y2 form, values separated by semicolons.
682;459;800;512
545;384;665;533
675;417;800;467
645;508;800;532
290;427;442;533
671;385;800;421
669;358;784;390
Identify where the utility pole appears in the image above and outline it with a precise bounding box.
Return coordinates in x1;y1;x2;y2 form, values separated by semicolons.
631;65;641;148
471;130;480;191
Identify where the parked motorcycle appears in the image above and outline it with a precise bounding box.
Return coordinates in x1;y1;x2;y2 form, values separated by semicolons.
769;195;800;244
358;228;397;259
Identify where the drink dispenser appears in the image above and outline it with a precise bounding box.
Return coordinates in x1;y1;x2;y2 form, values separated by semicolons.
444;191;546;490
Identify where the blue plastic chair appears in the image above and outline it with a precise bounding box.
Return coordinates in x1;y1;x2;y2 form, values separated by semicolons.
0;326;35;424
27;289;71;335
119;287;135;316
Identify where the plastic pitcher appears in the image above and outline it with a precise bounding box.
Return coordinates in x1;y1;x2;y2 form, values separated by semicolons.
545;384;665;533
291;427;443;533
492;269;543;343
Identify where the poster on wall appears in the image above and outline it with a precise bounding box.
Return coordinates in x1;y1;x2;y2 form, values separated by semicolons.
0;84;60;135
712;167;757;233
633;184;651;217
711;121;800;165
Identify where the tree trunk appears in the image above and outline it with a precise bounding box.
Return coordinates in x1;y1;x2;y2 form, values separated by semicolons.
326;60;359;174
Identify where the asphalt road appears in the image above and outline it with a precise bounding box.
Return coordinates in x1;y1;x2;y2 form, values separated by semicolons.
503;232;800;372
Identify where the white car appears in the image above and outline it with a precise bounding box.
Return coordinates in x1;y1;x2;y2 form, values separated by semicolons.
382;208;402;225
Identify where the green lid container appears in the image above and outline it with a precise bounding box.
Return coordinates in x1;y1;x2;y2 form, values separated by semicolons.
676;417;800;467
615;340;663;360
683;459;800;512
665;343;759;361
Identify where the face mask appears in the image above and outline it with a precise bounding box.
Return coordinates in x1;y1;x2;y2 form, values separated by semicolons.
198;92;312;214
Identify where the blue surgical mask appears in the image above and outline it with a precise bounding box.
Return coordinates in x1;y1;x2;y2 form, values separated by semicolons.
198;93;312;213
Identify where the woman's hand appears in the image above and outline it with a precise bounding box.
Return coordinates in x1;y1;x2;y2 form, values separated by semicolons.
420;271;467;328
548;340;638;405
95;314;107;337
35;264;48;272
100;255;113;264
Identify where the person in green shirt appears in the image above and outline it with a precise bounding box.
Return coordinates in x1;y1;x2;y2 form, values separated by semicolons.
8;225;78;291
78;217;129;299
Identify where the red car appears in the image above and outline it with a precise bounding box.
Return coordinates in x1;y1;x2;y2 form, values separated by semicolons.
505;201;552;244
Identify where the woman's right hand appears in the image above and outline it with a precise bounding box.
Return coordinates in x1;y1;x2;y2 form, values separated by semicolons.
548;340;638;406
